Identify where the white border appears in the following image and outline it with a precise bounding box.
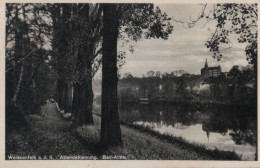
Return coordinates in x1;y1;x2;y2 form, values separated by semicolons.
0;0;259;168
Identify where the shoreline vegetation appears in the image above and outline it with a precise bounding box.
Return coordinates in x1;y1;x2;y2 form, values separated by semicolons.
6;102;240;160
95;93;254;106
118;99;234;105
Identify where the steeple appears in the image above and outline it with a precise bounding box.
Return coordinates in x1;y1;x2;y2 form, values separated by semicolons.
206;131;210;142
204;58;208;68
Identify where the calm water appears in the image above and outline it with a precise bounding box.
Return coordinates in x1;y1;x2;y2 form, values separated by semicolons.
118;102;257;160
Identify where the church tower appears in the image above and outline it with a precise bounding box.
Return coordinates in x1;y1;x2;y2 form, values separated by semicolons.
204;58;208;68
201;58;222;78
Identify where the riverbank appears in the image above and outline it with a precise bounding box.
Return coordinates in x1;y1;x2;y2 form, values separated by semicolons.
6;103;240;160
92;113;239;160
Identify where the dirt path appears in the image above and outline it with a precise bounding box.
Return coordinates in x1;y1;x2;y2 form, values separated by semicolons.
7;103;93;159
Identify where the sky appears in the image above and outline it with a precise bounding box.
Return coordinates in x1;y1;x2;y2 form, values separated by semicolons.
112;4;249;78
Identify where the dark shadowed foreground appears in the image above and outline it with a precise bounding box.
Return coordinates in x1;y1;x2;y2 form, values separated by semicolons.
6;102;239;160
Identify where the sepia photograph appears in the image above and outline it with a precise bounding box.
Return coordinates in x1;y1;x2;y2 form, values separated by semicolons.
1;0;259;167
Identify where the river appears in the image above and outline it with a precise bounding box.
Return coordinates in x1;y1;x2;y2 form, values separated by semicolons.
118;102;257;161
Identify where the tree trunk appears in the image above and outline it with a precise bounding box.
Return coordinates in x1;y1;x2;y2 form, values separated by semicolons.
57;79;64;109
54;4;71;111
85;64;94;123
73;81;94;126
6;21;27;131
72;58;94;126
72;4;94;127
64;83;68;112
71;84;78;119
100;4;122;146
64;83;71;113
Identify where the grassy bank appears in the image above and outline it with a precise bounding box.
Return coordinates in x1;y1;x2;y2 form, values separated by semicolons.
121;122;240;160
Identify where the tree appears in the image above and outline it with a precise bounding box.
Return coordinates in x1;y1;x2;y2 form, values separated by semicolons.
204;74;227;100
71;4;103;126
155;71;161;78
123;72;133;79
227;65;255;103
100;4;122;146
49;4;103;126
100;3;173;146
147;70;155;77
186;75;201;96
52;4;71;113
176;75;188;97
161;74;174;100
6;4;52;131
204;4;257;80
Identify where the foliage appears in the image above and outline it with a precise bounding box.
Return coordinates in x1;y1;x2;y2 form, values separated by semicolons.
202;65;255;103
6;4;54;132
118;66;255;104
34;62;58;104
119;5;173;41
118;72;201;102
205;4;257;69
116;4;174;73
227;65;255;103
6;4;51;73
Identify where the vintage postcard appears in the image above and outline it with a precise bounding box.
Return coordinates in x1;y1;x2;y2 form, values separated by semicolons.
0;0;259;168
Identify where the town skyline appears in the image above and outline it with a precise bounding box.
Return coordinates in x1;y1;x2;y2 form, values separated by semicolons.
94;57;250;79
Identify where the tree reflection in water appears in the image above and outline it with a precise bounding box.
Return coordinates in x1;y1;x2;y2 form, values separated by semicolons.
119;102;257;148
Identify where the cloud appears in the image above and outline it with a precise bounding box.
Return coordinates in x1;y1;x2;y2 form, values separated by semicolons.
117;4;249;78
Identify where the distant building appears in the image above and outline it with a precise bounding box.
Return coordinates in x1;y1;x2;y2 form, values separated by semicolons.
201;59;222;78
172;70;187;77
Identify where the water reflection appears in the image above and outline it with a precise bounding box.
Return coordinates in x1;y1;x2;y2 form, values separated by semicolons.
118;102;257;160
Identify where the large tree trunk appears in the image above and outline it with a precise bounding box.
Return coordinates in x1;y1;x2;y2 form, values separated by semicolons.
72;51;94;126
72;4;94;127
72;81;94;126
54;4;71;111
100;4;122;146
